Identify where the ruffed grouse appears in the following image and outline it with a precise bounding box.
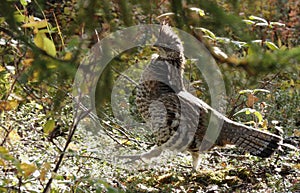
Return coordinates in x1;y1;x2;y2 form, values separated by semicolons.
126;23;282;169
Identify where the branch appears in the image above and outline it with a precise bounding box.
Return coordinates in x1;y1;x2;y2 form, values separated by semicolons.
42;101;91;193
111;66;138;86
0;125;12;146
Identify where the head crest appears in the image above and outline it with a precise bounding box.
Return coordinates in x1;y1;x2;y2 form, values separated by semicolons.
155;23;183;53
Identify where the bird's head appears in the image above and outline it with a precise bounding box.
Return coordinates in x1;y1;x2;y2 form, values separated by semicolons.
154;23;184;60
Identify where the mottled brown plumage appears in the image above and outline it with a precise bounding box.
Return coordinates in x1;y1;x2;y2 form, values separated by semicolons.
134;23;282;169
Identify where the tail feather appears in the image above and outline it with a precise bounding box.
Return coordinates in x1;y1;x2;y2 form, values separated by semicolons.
177;91;282;158
219;119;282;157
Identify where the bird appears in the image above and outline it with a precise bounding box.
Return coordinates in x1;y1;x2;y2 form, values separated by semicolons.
125;23;282;170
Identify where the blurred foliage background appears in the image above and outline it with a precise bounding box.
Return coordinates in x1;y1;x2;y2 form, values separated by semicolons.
0;0;299;192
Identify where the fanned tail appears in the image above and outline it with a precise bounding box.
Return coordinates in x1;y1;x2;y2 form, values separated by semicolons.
219;119;282;157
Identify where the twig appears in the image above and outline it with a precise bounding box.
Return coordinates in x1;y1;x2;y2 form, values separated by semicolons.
0;125;12;146
48;138;63;153
42;102;91;193
52;11;65;49
259;72;281;89
33;0;54;42
111;66;138;86
65;154;103;162
227;94;243;118
1;54;41;101
98;120;125;147
3;69;18;101
78;102;152;148
100;111;153;147
17;176;22;193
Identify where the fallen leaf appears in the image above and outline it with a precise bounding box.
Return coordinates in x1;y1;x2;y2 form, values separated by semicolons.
157;173;173;183
20;163;37;178
246;93;259;107
40;162;51;181
0;100;19;111
8;129;21;142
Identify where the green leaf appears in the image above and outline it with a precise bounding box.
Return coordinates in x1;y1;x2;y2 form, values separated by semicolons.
233;108;255;116
34;31;57;57
265;41;279;50
39;28;56;34
14;11;26;23
242;19;255;25
234;108;263;123
232;40;247;48
43;119;55;135
239;89;253;94
0;146;14;161
252;40;262;44
216;37;230;43
20;0;28;6
156;12;175;19
253;89;270;94
202;35;215;41
189;7;205;16
249;15;267;23
245;108;254;114
255;22;269;27
34;31;44;49
42;37;56;57
254;111;263;123
270;22;285;27
196;27;216;39
22;19;48;29
0;146;9;155
244;121;256;126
